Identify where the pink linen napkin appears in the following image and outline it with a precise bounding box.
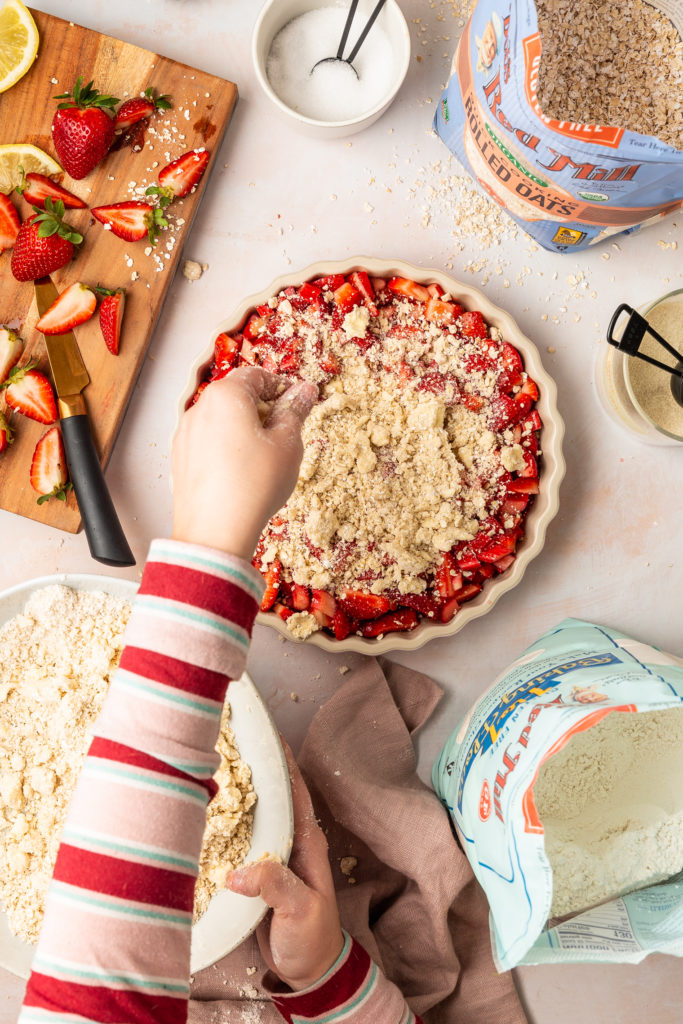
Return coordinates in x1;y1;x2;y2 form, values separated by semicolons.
189;657;527;1024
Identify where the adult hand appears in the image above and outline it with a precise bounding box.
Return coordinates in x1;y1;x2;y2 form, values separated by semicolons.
226;743;344;991
172;367;317;560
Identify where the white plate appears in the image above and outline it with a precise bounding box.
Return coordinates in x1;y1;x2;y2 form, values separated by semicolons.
0;573;294;979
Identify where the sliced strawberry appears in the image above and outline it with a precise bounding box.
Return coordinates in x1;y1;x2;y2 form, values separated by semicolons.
452;582;482;603
320;352;341;375
260;561;282;611
476;563;496;579
493;554;516;573
91;201;167;245
500;494;529;516
115;87;171;130
478;533;517;563
425;296;459;326
213;332;240;370
30;426;71;504
313;274;344;292
36;282;96;335
435;551;462;599
488;393;518;431
273;602;293;622
190;380;209;406
311;608;333;629
333;606;354;640
461;393;484;412
291;584;310;611
0;195;20;253
338;590;391;620
96;287;126;355
440;597;459;623
398;592;441;617
156;148;209;199
520;376;539;401
243;313;271;341
310;589;336;618
359;609;419;638
1;363;56;423
298;282;322;304
508;477;539;494
0;327;23;385
513;393;533;419
455;549;480;572
387;277;430;303
17;172;86;210
333;282;363;315
501;342;523;373
349;271;378;316
459;311;488;338
518;451;537;478
0;411;13;453
523;409;543;432
427;283;445;298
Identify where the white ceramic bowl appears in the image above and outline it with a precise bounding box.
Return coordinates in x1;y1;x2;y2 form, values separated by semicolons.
252;0;411;138
0;573;294;978
176;256;566;656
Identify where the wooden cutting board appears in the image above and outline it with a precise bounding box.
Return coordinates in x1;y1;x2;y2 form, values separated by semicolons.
0;7;237;533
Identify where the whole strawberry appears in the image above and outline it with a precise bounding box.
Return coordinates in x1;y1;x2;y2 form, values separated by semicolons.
52;76;119;179
10;198;83;282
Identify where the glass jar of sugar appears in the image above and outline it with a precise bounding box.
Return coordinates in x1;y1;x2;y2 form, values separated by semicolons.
596;288;683;445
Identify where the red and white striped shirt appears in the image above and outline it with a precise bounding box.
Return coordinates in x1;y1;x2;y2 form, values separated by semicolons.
19;540;421;1024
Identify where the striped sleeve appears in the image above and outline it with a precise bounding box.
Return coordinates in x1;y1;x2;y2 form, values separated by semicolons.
19;538;263;1024
265;933;423;1024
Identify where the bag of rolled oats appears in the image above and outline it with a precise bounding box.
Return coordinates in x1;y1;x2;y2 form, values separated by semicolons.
434;0;683;253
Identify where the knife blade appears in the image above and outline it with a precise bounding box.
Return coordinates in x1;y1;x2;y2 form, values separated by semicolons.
34;277;135;567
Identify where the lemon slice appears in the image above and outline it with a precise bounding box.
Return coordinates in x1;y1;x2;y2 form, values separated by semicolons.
0;143;62;195
0;0;39;95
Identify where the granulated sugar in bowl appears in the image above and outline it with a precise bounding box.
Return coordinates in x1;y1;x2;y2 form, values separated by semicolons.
252;0;411;138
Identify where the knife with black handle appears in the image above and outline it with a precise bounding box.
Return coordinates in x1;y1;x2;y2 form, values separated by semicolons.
34;277;135;566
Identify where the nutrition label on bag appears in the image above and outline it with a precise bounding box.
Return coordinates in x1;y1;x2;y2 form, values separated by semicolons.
553;901;641;954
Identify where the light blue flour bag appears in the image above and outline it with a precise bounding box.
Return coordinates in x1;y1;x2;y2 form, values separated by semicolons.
433;619;683;969
434;1;683;253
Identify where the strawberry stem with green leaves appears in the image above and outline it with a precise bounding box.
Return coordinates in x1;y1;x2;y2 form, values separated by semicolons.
54;76;119;111
145;184;174;210
146;206;169;246
143;86;172;111
31;198;83;245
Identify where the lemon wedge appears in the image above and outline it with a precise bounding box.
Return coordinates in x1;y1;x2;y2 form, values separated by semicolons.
0;143;62;195
0;0;39;95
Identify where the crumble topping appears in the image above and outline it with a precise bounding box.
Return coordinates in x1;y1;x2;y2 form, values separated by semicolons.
252;285;535;598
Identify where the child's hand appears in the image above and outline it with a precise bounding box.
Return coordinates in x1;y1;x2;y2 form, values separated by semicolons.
172;367;317;560
226;743;344;991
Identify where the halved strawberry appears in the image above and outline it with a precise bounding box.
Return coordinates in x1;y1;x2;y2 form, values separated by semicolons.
96;287;126;355
16;172;86;210
435;551;462;599
0;195;20;253
292;584;310;611
91;201;168;245
388;277;430;303
36;282;96;335
359;609;419;638
459;311;488;338
349;271;378;316
153;148;210;199
260;561;282;611
508;477;539;494
0;327;23;385
30;426;71;504
338;590;391;620
310;589;336;618
333;607;354;640
1;363;57;423
425;296;460;326
0;411;13;453
333;282;363;315
115;87;172;130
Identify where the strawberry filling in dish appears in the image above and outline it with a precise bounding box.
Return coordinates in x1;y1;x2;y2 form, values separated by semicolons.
191;273;542;641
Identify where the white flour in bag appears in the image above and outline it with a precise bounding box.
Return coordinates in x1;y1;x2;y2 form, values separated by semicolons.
534;708;683;917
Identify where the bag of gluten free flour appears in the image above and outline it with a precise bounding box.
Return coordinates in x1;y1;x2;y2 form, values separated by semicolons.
433;619;683;969
434;0;683;253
